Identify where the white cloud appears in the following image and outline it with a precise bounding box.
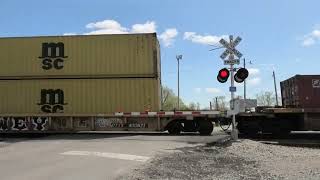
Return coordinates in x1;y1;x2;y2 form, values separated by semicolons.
85;19;128;35
301;29;320;47
183;32;227;45
302;37;315;46
247;77;261;86
85;19;157;35
245;68;261;86
66;19;177;47
63;33;77;36
247;68;260;76
194;88;202;93
312;29;320;38
159;28;178;47
131;21;156;33
205;88;221;94
86;19;125;30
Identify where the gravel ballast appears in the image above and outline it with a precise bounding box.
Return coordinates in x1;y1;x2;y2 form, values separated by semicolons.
119;139;320;180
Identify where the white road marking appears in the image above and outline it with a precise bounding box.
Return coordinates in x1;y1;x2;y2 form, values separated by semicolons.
60;151;150;162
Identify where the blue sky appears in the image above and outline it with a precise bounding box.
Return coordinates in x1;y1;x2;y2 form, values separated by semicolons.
1;0;320;108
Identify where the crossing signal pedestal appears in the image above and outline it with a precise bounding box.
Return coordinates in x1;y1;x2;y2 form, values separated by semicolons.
217;68;230;83
234;68;249;83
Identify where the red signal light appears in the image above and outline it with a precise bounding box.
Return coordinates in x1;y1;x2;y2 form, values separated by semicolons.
217;68;230;83
220;70;228;78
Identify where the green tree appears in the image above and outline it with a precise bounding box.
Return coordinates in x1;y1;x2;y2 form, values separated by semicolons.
161;86;188;110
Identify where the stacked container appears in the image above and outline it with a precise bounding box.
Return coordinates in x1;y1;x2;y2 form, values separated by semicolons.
0;33;161;114
280;75;320;108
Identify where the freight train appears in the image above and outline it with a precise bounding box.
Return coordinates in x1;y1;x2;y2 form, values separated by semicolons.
0;33;220;135
236;75;320;135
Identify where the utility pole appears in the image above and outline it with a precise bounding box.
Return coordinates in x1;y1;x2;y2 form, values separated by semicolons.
176;55;182;110
273;70;279;106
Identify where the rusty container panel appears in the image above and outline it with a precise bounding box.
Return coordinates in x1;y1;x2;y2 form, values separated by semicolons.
0;78;160;114
281;75;320;108
0;33;160;78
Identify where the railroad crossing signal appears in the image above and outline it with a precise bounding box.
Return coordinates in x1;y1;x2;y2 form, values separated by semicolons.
216;35;246;141
219;36;243;61
217;36;248;84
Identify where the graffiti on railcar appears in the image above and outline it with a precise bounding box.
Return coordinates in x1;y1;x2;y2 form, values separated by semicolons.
95;118;149;129
127;118;149;128
78;119;88;128
0;117;49;131
128;122;148;128
11;117;28;130
95;118;124;128
0;117;9;131
32;117;48;131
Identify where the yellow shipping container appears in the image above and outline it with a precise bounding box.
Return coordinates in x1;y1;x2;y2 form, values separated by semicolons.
0;78;160;114
0;33;160;78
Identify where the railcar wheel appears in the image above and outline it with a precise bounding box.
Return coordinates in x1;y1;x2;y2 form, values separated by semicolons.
198;120;214;135
167;121;182;135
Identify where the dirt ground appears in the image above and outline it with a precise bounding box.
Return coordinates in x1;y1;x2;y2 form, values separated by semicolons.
119;138;320;180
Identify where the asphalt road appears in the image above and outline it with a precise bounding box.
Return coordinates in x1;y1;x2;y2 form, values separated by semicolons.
0;131;228;180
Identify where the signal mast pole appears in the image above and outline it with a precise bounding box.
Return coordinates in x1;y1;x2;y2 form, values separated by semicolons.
228;36;238;140
176;55;182;110
243;58;246;109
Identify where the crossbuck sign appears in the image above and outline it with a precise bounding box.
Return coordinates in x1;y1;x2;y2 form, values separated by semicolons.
219;36;243;63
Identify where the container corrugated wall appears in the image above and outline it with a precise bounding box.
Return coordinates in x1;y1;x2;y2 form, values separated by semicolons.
0;33;162;114
280;75;320;108
0;33;159;78
0;78;160;114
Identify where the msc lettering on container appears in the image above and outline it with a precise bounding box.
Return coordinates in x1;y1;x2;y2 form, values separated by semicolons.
38;89;67;113
38;42;68;70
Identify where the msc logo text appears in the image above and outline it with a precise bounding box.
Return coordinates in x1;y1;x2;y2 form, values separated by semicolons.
38;89;67;113
38;42;68;70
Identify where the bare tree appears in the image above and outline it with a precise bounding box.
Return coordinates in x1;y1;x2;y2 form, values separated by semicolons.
196;102;201;110
161;86;171;106
188;102;197;110
213;96;228;111
187;102;201;110
256;91;276;106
